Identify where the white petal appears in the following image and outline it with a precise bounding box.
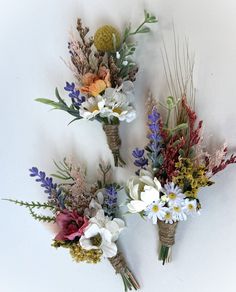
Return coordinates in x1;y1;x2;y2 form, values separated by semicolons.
79;236;96;250
141;187;160;204
130;183;140;200
139;169;153;178
113;218;125;229
84;223;100;238
89;198;102;210
153;177;162;191
96;191;104;205
127;200;147;213
98;99;105;109
100;228;112;243
101;241;117;258
140;176;155;187
122;81;134;93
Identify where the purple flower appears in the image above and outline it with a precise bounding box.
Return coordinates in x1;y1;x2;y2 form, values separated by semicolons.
103;184;119;218
134;157;149;168
64;82;85;107
64;82;75;92
132;148;145;158
29;167;57;195
146;107;163;169
29;167;64;209
132;147;148;172
148;108;160;123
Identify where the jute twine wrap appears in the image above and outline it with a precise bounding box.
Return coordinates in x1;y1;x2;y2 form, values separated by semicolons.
103;124;125;167
109;252;140;289
109;252;126;274
157;220;178;247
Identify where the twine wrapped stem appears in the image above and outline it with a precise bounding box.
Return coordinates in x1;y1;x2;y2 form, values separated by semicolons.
103;124;126;167
109;252;140;291
157;220;178;265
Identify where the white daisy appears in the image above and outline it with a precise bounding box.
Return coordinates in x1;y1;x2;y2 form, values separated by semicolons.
164;182;185;205
101;82;136;123
170;203;187;221
163;210;175;224
79;95;105;120
183;198;198;215
145;200;167;224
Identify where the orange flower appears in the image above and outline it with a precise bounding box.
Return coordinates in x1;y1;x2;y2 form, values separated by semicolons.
98;66;111;88
80;66;111;97
81;73;97;86
81;79;107;97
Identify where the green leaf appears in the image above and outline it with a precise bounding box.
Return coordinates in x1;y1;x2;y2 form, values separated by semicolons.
55;88;66;105
138;26;151;34
35;98;59;107
179;149;185;157
67;117;81;125
172;123;188;132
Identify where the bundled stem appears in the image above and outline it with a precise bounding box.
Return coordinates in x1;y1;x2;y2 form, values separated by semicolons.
157;220;178;265
109;252;140;291
103;124;126;167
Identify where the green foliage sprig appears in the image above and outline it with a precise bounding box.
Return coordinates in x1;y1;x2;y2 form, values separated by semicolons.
3;198;56;222
36;88;82;121
115;10;158;79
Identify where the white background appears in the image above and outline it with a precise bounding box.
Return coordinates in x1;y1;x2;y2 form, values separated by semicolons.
1;0;236;291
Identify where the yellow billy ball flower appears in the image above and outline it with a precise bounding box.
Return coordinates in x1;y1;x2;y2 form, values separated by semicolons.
94;25;121;52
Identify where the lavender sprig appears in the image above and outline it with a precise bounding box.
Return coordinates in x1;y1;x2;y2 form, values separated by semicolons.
103;184;119;218
29;167;65;209
146;107;163;170
64;82;85;107
132;148;148;174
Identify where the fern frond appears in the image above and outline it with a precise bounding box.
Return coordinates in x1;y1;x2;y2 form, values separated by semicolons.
29;207;55;223
3;199;56;210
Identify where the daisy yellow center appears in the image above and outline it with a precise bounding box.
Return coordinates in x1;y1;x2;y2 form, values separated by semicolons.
188;204;194;210
165;213;171;219
90;105;99;113
173;206;180;212
152;205;159;213
113;107;123;115
169;192;177;200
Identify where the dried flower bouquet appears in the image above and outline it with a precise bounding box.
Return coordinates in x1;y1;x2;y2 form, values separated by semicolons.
125;42;236;264
36;11;157;166
5;160;139;291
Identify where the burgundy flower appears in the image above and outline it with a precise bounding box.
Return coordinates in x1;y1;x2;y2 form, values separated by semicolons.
55;210;88;241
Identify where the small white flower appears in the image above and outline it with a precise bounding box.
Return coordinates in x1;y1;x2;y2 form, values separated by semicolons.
126;170;162;214
122;60;128;66
170;203;187;221
101;85;136;123
79;96;105;120
89;210;125;241
163;210;175;224
145;200;167;224
116;51;121;59
80;223;117;258
183;198;198;215
79;209;125;258
164;182;185;205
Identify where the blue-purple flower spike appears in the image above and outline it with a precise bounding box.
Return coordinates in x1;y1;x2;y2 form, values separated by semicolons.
132;148;148;171
146;107;163;169
64;82;85;107
103;184;118;218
